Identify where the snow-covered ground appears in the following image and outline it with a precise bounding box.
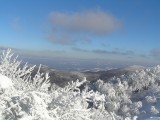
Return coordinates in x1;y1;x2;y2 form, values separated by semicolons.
1;49;160;120
0;74;13;89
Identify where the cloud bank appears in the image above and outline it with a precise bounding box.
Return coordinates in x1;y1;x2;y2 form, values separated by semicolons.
49;10;120;35
92;49;135;56
47;10;120;45
72;47;135;56
47;34;91;45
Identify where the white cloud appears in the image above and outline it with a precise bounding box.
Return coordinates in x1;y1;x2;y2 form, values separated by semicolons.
49;10;120;35
47;10;121;46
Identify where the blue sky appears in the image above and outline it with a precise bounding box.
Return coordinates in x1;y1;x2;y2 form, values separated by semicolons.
0;0;160;66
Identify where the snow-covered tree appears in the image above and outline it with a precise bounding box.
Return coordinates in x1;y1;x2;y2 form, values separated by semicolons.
0;49;120;120
2;49;160;119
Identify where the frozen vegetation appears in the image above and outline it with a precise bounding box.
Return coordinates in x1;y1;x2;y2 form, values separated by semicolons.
1;49;160;120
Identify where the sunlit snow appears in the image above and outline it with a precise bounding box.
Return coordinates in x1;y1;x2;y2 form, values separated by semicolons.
1;49;160;120
0;74;12;89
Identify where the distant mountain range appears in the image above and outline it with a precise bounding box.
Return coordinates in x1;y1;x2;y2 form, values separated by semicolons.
32;65;145;87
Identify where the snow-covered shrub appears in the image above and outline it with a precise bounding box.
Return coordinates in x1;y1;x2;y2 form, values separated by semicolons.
93;79;134;118
2;49;160;119
0;74;13;95
92;65;160;119
0;49;121;120
0;49;50;92
146;96;157;104
150;106;159;115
